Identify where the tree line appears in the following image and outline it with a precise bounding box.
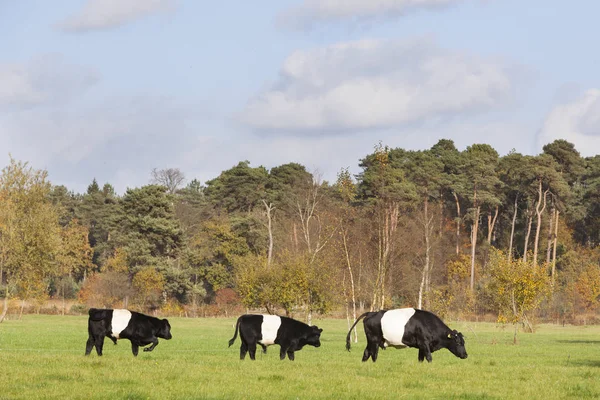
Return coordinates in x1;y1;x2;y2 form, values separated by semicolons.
1;139;599;330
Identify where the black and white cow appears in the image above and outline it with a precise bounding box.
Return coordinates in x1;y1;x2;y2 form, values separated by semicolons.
85;308;172;356
228;314;323;361
346;308;467;363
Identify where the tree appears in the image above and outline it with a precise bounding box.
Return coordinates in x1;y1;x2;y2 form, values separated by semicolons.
119;185;183;267
187;218;250;300
132;267;165;311
174;179;209;237
498;151;529;261
76;179;122;269
204;161;269;213
431;139;465;256
335;167;360;342
0;158;61;322
54;219;93;314
357;143;417;309
151;168;186;194
462;145;502;291
527;154;569;267
487;249;550;344
49;185;80;227
577;156;600;246
402;150;444;308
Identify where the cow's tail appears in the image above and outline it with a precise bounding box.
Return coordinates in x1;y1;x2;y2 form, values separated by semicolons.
346;312;372;352
228;316;242;347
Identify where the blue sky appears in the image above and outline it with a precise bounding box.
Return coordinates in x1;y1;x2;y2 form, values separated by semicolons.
1;0;599;194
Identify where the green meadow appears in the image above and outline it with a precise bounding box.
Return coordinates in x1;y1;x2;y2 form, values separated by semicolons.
1;315;600;399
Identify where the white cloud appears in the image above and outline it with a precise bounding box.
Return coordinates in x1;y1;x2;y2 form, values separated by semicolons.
240;38;515;133
58;0;177;33
0;54;207;194
538;89;600;156
278;0;465;30
0;55;99;107
0;95;204;194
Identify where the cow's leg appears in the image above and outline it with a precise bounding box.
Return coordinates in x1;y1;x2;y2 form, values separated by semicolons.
369;342;380;362
94;335;105;356
239;342;248;360
362;345;371;362
85;335;94;356
143;338;159;352
286;350;295;361
362;340;379;362
417;340;432;363
131;342;140;357
248;342;258;360
259;343;267;354
424;347;432;363
279;346;288;360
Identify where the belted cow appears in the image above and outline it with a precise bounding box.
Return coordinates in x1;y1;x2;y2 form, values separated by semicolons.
346;308;467;363
228;314;323;361
85;308;172;356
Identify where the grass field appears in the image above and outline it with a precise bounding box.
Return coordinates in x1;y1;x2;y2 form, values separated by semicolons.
1;315;600;399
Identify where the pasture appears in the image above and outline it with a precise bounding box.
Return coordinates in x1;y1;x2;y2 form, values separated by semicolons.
1;315;599;399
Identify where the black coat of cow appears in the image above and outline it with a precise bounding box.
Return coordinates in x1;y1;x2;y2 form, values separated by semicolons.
85;308;172;356
228;314;323;361
346;308;467;363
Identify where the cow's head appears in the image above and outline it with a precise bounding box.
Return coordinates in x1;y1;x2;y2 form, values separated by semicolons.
446;330;467;359
305;325;323;348
158;319;173;340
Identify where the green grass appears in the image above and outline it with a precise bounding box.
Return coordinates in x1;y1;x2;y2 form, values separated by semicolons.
1;316;600;399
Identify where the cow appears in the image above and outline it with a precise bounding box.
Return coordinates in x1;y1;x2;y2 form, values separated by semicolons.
228;314;323;361
85;308;172;357
346;308;467;363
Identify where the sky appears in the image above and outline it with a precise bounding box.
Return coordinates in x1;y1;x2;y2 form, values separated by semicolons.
1;0;600;194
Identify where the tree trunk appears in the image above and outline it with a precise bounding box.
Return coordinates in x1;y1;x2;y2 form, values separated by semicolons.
508;195;518;262
470;205;480;291
533;180;549;268
0;286;8;323
511;289;518;345
371;217;383;311
62;284;66;316
342;227;358;343
438;199;444;239
523;211;533;263
552;210;560;283
19;298;25;320
293;223;298;252
262;200;275;267
418;197;432;309
546;204;555;265
453;192;461;255
373;202;398;310
487;206;499;244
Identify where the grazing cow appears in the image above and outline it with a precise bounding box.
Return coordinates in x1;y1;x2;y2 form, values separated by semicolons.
346;308;467;363
228;314;323;361
85;308;172;356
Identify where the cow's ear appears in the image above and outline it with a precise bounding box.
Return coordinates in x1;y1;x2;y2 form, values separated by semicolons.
318;328;323;333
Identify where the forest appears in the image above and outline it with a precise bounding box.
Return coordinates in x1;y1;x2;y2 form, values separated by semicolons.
1;138;600;329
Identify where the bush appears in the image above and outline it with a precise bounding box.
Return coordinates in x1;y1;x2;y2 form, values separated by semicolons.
70;303;88;315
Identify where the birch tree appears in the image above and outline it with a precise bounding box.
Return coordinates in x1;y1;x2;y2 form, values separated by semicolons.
0;158;61;322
